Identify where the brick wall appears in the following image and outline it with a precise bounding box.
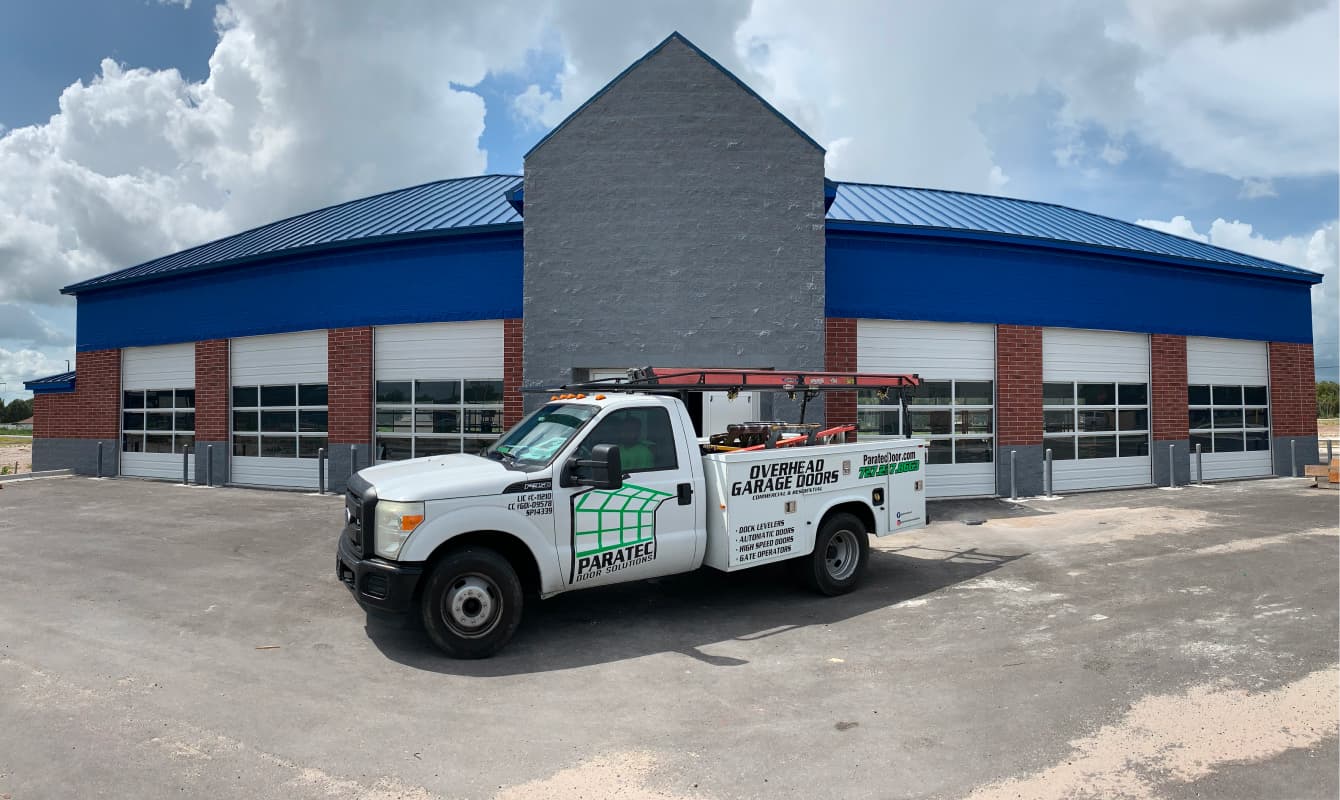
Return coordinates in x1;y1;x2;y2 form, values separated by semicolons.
328;327;372;444
195;339;229;441
33;349;121;440
1150;334;1188;441
504;318;524;427
825;318;857;441
1269;341;1317;437
996;325;1042;445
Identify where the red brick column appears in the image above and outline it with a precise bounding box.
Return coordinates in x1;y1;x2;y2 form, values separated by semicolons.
825;318;857;441
996;325;1042;445
1150;334;1188;442
33;349;121;440
194;340;230;443
1269;341;1317;437
329;327;373;445
504;319;524;427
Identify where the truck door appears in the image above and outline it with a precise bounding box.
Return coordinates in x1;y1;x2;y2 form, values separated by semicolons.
553;405;699;589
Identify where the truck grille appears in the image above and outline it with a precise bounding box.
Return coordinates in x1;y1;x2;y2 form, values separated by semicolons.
344;472;376;559
345;490;365;557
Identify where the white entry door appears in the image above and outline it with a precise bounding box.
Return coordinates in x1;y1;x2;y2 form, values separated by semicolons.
1043;329;1151;491
230;331;328;489
857;320;997;497
1187;337;1271;480
121;343;195;480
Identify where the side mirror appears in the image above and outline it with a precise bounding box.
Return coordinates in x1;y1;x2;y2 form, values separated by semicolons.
568;443;624;491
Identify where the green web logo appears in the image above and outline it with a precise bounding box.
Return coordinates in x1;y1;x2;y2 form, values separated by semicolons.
572;484;674;558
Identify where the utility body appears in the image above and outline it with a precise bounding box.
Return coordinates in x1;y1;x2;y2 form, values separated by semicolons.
337;368;927;658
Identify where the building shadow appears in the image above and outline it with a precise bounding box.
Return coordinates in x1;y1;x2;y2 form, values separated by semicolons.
365;543;1027;677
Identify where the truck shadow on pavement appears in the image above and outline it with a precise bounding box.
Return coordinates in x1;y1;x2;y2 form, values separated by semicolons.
364;543;1027;676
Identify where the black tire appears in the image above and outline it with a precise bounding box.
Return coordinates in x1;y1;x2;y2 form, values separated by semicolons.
800;512;870;596
420;547;523;659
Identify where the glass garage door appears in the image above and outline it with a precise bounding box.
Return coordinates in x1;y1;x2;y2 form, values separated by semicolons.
230;331;328;489
1043;329;1151;491
857;320;997;497
373;321;505;462
1187;337;1271;480
121;344;195;480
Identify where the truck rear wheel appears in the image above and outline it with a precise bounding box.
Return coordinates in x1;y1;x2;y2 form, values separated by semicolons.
421;547;523;659
801;512;870;596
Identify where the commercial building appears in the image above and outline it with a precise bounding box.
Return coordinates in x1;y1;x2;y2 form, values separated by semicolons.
26;33;1323;497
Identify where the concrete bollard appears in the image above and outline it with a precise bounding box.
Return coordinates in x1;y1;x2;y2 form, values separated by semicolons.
206;444;215;486
1009;449;1017;500
96;441;104;478
183;445;191;485
1195;443;1203;485
1168;444;1176;488
1290;439;1297;477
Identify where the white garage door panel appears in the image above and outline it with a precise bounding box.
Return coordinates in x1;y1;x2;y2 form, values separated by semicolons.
122;344;195;389
1053;458;1152;492
1197;451;1272;481
1187;338;1268;385
375;321;503;380
857;320;997;497
122;452;193;481
1043;329;1148;382
231;331;328;383
926;464;996;498
231;457;319;490
857;320;995;379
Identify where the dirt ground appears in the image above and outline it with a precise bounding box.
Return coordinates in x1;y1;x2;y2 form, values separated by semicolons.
0;439;31;474
1318;418;1339;439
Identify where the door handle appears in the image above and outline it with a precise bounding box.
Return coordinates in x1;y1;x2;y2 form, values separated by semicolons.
677;482;693;505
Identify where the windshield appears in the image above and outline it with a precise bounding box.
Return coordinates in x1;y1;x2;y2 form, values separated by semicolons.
485;403;599;469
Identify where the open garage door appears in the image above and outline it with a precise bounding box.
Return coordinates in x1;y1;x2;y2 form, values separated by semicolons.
1043;329;1151;491
1187;337;1271;480
121;344;195;480
372;321;505;462
230;331;328;489
857;320;996;498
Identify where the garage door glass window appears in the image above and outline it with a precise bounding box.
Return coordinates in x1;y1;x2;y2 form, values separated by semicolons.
1189;385;1269;453
856;380;993;465
376;379;504;460
232;383;328;458
1043;382;1149;460
123;389;194;454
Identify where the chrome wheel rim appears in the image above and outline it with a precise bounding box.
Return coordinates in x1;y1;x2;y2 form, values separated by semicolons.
442;573;502;638
824;529;860;581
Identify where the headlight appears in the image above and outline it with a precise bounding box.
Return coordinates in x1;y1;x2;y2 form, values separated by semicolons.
374;500;425;559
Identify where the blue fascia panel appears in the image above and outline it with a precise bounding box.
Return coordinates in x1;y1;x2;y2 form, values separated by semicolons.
826;230;1315;344
75;231;523;352
29;383;76;394
826;221;1323;285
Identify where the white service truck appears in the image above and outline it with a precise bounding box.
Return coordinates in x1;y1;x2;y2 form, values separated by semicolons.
336;368;927;658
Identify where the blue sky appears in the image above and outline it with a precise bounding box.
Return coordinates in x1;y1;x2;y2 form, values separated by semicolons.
0;1;1335;400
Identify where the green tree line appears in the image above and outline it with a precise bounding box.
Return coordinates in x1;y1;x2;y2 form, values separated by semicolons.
1;398;34;424
1319;381;1339;419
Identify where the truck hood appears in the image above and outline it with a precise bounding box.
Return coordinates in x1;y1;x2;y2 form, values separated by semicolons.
352;454;526;502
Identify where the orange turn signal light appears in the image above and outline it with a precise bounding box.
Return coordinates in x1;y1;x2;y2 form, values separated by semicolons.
595;394;606;400
399;514;425;531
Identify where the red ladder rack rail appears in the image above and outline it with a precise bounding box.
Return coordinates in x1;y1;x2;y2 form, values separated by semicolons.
553;367;921;395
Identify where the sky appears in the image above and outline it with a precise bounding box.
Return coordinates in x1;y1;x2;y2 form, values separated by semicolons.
0;0;1336;403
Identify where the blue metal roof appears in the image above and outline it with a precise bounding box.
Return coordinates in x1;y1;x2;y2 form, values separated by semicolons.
827;182;1320;282
24;371;76;394
64;174;522;294
62;173;1321;296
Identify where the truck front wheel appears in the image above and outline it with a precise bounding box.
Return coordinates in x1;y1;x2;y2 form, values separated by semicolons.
421;547;523;659
801;512;870;596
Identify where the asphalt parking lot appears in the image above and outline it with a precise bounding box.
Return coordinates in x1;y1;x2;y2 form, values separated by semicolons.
0;475;1335;799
